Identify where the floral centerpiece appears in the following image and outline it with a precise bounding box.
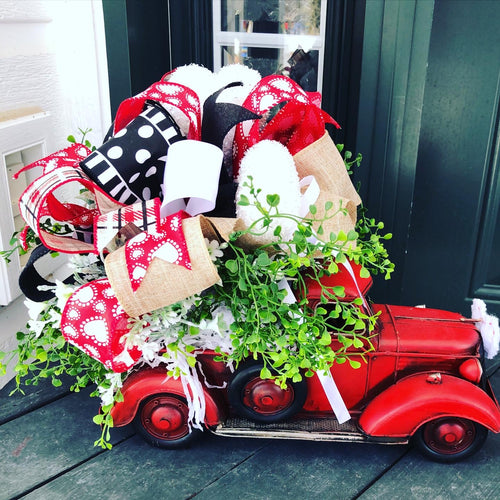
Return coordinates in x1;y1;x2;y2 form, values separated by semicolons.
0;64;393;448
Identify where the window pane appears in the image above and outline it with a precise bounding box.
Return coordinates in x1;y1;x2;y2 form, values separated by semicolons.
221;45;319;91
221;0;321;36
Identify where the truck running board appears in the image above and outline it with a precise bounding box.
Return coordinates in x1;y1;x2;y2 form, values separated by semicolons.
211;416;409;444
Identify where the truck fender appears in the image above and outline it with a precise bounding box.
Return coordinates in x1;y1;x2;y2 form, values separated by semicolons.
110;368;224;427
359;373;500;438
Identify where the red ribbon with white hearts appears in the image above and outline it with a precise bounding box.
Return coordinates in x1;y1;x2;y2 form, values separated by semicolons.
124;211;192;292
113;81;201;140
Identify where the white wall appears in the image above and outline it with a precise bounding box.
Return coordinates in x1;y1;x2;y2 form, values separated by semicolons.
0;0;111;148
0;0;111;388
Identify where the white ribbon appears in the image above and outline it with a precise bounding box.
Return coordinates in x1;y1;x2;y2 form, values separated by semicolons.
299;175;321;218
316;370;351;423
278;278;351;423
160;140;223;218
339;258;369;309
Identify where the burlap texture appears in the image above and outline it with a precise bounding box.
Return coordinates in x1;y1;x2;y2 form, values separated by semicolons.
105;215;220;317
293;132;361;239
203;216;244;242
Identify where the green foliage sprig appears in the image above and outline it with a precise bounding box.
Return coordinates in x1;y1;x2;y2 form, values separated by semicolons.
67;127;97;151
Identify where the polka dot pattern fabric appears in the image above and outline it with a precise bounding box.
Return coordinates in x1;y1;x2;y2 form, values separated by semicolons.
80;101;185;206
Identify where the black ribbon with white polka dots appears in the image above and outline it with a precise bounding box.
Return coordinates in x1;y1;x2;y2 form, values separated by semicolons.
80;100;185;205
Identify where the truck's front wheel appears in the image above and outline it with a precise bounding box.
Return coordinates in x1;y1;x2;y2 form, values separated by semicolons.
413;416;488;462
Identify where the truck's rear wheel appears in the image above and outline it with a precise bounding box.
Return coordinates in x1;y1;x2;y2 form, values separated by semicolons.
134;393;201;449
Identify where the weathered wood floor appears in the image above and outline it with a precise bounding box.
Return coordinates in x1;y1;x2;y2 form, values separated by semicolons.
1;366;499;500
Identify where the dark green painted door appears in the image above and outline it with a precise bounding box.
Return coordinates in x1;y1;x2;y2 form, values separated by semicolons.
400;0;500;317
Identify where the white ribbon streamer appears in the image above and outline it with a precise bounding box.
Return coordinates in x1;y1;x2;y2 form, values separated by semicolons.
160;140;223;218
299;175;321;218
339;258;369;309
317;370;351;423
277;278;351;422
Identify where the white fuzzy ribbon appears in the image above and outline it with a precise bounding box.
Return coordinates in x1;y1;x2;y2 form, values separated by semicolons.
471;298;500;359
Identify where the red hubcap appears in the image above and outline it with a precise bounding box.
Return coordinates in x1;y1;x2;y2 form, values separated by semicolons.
242;378;294;415
141;396;189;440
423;418;476;455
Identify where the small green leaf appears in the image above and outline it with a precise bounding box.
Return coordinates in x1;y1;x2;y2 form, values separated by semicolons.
309;204;317;215
67;134;76;143
352;337;364;348
324;201;334;212
256;252;271;267
36;349;47;362
266;194;280;207
260;367;272;379
328;261;338;274
319;331;331;345
349;359;362;369
225;259;238;273
359;267;370;278
347;230;358;241
93;414;104;425
238;194;250;206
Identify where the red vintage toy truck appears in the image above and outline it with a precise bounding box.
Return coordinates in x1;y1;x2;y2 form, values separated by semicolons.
110;263;500;463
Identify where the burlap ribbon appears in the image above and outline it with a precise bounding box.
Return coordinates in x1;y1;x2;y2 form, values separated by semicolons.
104;215;226;317
293;132;361;239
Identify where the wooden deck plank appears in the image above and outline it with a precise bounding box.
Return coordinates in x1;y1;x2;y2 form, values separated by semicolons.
357;368;500;500
191;439;407;499
21;434;268;500
356;435;500;500
0;387;133;500
0;375;72;424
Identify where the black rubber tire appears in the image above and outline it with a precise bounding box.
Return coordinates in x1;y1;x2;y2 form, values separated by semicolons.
228;363;308;423
413;416;488;463
133;393;202;449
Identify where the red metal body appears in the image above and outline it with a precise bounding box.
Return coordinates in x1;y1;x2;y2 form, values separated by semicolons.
111;361;227;427
110;262;500;461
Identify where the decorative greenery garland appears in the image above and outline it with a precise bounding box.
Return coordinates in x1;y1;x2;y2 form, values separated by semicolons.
0;142;393;449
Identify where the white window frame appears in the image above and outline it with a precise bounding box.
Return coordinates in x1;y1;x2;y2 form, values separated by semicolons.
212;0;328;92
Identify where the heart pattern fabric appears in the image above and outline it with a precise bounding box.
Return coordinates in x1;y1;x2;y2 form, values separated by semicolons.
125;211;191;292
61;278;141;372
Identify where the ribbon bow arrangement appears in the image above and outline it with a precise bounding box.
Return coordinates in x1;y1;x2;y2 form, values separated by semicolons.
14;64;363;420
